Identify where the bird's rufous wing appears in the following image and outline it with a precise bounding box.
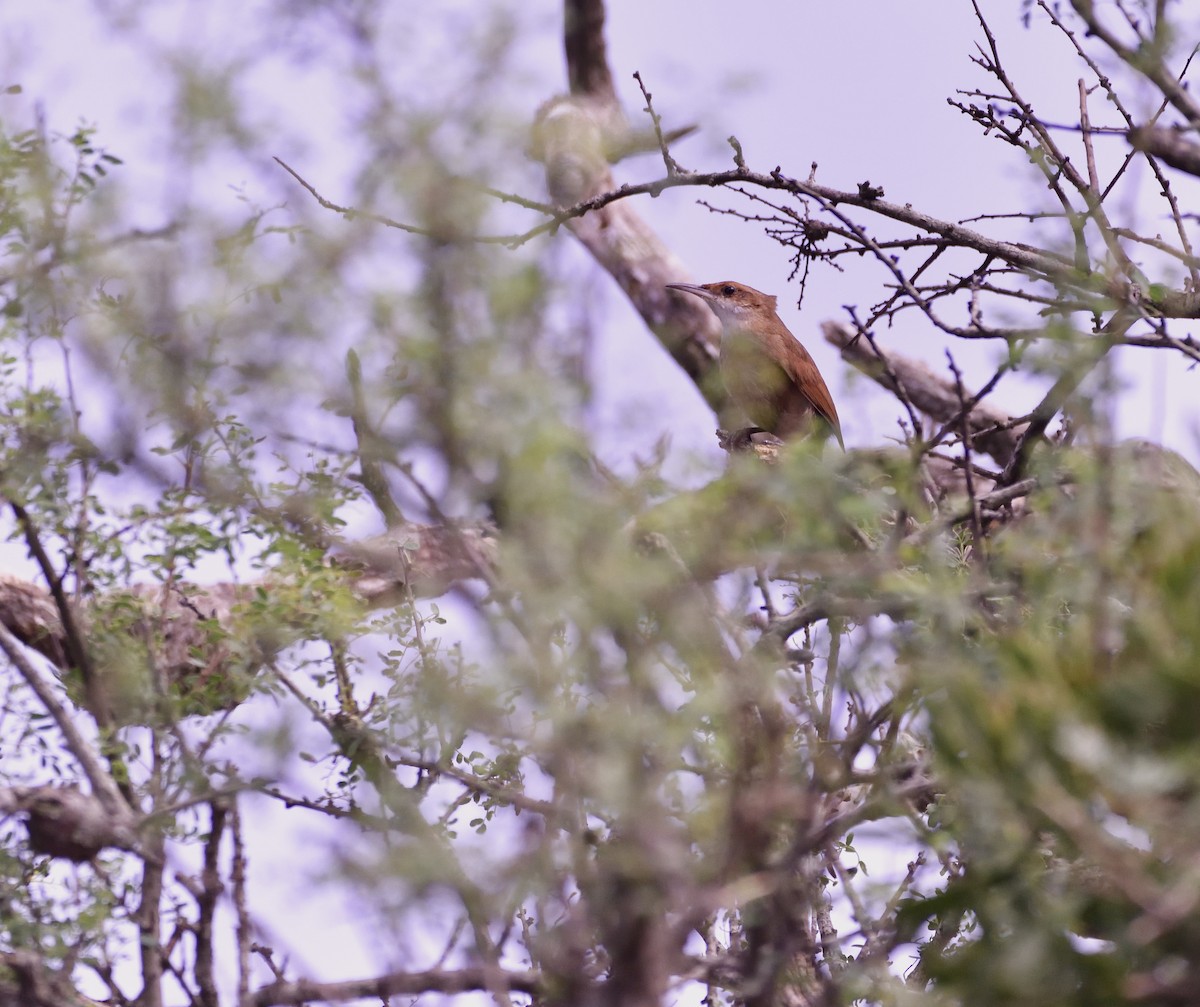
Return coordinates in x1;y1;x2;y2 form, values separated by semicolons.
783;342;844;448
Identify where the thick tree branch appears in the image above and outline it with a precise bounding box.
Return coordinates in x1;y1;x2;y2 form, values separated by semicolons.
530;97;722;406
564;0;615;100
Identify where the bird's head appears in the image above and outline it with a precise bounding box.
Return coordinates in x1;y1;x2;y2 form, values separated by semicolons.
666;280;779;326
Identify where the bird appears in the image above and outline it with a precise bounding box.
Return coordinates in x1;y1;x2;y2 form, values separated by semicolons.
666;280;844;450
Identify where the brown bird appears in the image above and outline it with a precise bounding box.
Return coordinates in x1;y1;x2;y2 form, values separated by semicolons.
666;280;844;449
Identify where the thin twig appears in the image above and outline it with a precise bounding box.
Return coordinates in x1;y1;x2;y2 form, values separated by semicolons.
632;71;684;176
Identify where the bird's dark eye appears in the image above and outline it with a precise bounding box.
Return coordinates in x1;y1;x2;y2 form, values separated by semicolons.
721;284;736;296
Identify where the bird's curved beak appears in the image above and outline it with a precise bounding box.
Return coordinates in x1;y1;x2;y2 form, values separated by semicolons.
665;282;713;302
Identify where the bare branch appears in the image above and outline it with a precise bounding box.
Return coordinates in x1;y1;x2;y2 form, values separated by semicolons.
822;321;1025;466
999;308;1137;486
632;71;685;176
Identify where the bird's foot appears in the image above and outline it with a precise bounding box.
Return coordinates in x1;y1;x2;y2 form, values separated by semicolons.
717;426;780;453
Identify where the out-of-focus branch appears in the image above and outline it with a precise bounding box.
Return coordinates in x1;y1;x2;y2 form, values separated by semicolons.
250;967;542;1007
0;951;104;1007
344;349;404;527
0;621;133;821
193;801;227;1007
564;0;615;100
10;500;111;726
1068;0;1200;129
332;520;496;604
0;784;141;861
1129;125;1200;177
0;522;496;721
